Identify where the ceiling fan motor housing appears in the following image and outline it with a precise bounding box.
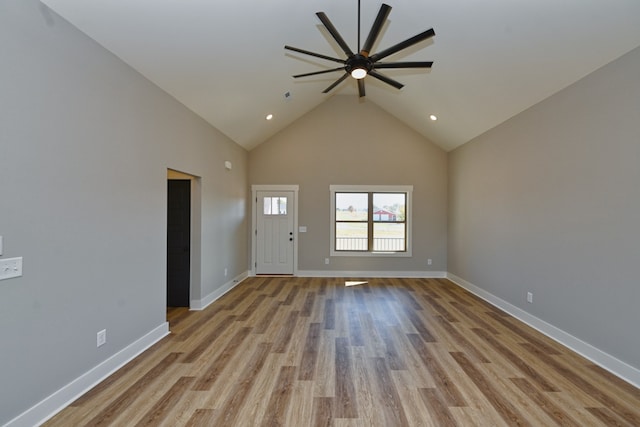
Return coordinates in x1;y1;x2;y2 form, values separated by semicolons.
346;54;373;76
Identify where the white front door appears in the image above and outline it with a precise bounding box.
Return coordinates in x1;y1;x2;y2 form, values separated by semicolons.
256;190;295;274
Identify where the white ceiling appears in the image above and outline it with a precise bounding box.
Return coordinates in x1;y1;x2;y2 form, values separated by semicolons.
41;0;640;152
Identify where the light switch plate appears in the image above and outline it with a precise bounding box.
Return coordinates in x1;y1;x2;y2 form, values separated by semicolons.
0;257;22;280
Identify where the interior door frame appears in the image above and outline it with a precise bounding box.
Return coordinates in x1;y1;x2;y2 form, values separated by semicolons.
251;184;299;276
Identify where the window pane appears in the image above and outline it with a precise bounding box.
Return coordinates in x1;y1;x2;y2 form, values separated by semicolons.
336;193;368;221
336;222;368;251
373;223;406;251
263;197;272;215
277;197;287;215
373;193;405;222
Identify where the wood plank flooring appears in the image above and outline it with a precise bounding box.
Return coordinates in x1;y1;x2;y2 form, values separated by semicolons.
44;277;640;426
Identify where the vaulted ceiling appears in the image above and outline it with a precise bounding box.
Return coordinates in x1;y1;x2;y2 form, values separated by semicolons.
41;0;640;152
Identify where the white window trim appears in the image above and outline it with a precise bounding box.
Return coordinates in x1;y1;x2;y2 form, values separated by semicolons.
330;185;413;258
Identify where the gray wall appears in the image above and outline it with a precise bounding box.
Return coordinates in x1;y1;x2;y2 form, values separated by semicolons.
448;46;640;370
249;96;448;273
0;1;248;423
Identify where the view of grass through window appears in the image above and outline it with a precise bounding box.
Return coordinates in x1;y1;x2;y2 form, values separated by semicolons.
335;192;406;252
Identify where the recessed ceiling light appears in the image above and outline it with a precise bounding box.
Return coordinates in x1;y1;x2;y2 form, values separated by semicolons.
429;114;437;121
266;114;273;120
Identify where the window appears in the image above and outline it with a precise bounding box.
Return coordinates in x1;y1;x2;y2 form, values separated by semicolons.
263;196;287;215
330;185;412;257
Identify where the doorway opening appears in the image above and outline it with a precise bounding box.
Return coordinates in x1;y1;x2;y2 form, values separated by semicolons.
167;169;201;318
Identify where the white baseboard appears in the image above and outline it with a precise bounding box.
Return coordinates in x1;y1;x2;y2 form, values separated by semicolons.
446;272;640;389
5;322;169;427
190;270;249;311
297;270;447;278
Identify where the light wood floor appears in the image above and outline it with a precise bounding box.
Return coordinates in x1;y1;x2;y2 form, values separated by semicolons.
45;277;640;426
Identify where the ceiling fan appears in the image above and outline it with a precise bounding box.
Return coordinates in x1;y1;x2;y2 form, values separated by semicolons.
284;0;435;97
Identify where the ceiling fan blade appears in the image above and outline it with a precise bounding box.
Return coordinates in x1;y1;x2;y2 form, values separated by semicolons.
369;28;435;62
322;72;349;93
316;12;355;57
368;70;404;90
293;67;346;78
373;61;433;69
285;45;345;64
358;79;366;97
361;3;392;56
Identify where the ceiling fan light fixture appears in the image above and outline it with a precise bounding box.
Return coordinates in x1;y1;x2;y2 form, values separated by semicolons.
346;54;371;80
351;68;367;79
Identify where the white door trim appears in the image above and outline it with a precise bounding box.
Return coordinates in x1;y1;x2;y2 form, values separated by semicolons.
251;185;299;276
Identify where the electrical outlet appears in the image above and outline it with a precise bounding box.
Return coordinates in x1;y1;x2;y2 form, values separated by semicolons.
224;268;228;277
97;329;106;347
427;258;432;266
527;292;533;304
325;258;330;265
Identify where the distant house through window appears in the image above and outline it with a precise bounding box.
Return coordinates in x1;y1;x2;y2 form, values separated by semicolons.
373;208;397;221
330;185;413;257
